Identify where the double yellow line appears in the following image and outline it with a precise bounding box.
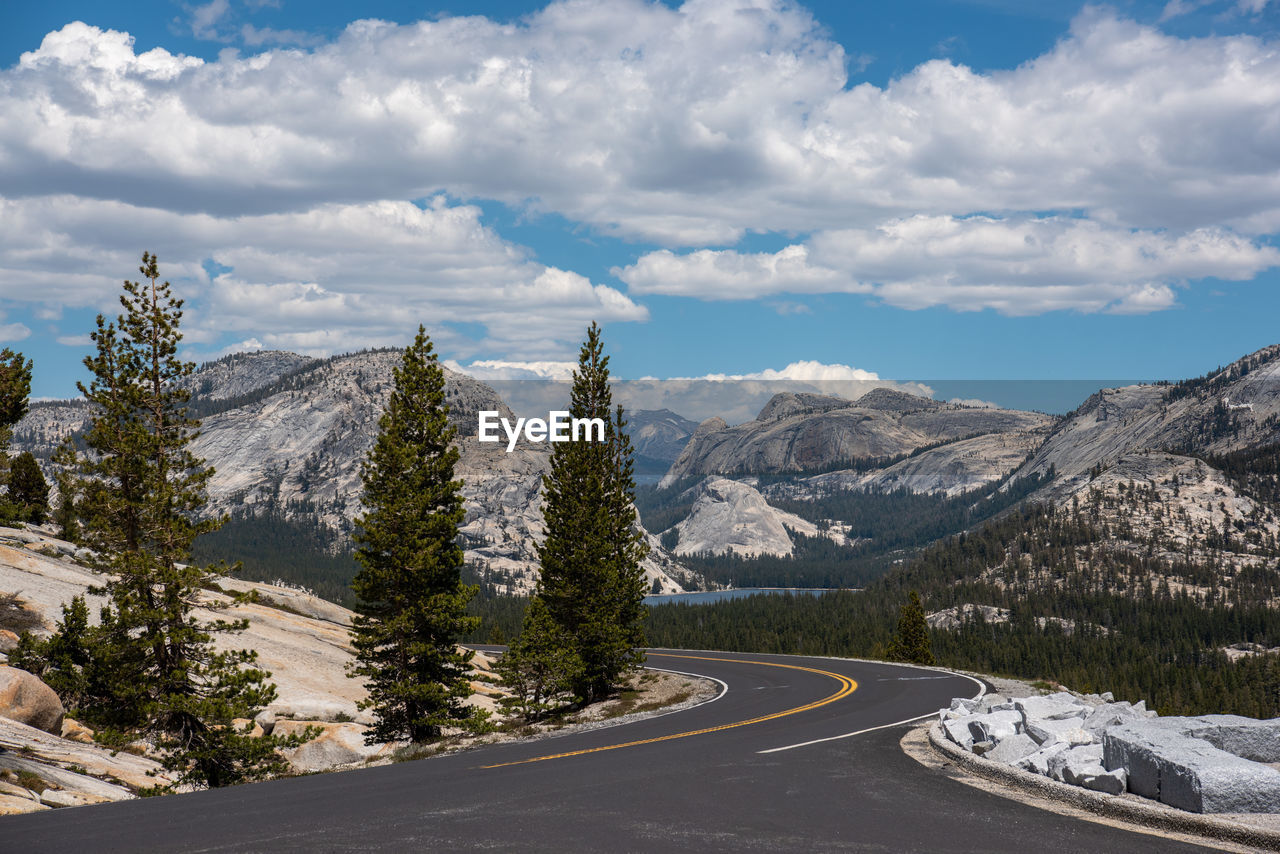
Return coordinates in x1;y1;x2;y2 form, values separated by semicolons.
480;653;857;769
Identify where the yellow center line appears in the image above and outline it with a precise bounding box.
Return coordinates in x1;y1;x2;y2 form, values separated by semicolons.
480;653;857;769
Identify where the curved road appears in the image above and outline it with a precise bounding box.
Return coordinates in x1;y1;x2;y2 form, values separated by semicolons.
3;650;1212;852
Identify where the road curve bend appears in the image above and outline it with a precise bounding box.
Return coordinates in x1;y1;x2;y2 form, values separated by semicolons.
1;650;1212;852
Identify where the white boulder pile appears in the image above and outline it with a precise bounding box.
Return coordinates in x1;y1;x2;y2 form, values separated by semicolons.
939;691;1280;813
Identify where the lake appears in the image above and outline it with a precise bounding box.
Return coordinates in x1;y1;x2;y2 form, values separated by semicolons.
643;587;846;606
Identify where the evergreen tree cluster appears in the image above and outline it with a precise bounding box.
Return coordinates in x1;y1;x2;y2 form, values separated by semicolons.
498;323;649;715
191;500;360;606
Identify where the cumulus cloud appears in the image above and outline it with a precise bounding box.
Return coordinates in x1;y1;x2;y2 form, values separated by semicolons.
448;360;579;381
4;9;1279;243
619;216;1279;313
0;194;646;358
671;360;882;383
189;0;232;40
614;245;863;299
1;3;1278;335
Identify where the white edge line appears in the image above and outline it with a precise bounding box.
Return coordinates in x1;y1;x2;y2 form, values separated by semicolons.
756;669;986;755
455;648;728;746
641;666;730;716
477;646;987;755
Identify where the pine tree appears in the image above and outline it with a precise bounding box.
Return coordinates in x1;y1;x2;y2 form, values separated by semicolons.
52;469;79;542
8;451;49;524
46;252;302;788
0;347;32;518
11;596;96;710
531;323;648;703
348;325;481;743
494;597;583;720
0;347;31;444
887;590;935;666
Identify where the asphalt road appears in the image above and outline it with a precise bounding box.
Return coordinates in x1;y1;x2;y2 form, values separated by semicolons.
1;650;1213;852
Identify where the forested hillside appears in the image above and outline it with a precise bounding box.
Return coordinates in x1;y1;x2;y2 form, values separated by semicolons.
646;494;1280;718
635;470;1051;588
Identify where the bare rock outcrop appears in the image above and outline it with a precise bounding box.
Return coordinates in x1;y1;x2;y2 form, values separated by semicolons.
275;720;395;773
0;530;371;731
1016;344;1280;491
662;389;1051;485
0;666;64;735
668;477;837;558
765;430;1045;501
182;350;317;402
627;409;700;464
0;714;176;797
940;687;1280;813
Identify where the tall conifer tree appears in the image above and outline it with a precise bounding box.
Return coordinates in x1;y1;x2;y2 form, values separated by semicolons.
8;451;49;524
47;252;299;788
0;347;32;511
533;323;648;702
349;326;481;743
887;590;935;666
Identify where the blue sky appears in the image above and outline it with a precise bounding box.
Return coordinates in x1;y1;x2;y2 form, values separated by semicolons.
2;0;1279;403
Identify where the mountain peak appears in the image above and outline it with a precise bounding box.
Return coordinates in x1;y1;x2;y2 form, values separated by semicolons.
756;392;852;422
853;387;943;412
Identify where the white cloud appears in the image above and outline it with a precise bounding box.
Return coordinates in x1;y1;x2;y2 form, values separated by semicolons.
447;360;579;381
0;323;31;342
4;9;1280;245
619;215;1279;313
189;0;232;40
0;194;646;359
615;245;863;299
767;300;812;316
1160;0;1212;21
0;5;1278;328
239;24;324;48
1163;0;1271;19
224;337;263;353
675;360;882;383
56;334;92;346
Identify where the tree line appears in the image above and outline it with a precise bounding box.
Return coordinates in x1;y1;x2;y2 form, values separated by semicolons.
643;501;1280;717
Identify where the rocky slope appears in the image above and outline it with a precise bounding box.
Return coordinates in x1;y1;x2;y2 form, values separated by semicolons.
763;430;1045;501
13;350;704;597
627;409;699;469
184;350;318;404
987;345;1280;576
1016;344;1280;494
665;477;845;558
661;388;1052;486
0;524;512;809
11;401;92;462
